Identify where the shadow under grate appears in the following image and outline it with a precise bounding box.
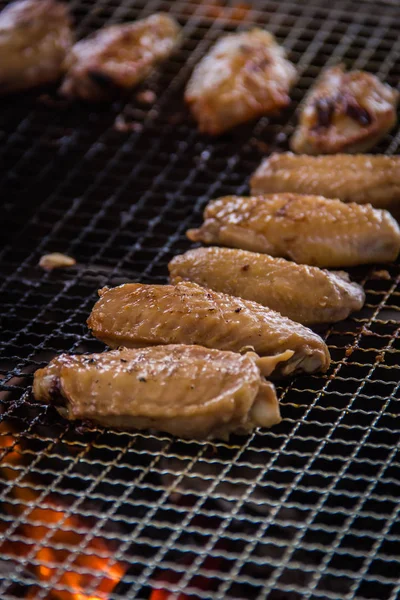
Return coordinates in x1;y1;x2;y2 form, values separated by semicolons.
1;0;400;599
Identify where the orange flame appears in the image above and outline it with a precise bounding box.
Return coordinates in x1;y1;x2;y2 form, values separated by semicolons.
0;424;125;600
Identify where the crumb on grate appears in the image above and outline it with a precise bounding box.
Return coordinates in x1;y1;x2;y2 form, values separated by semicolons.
39;253;76;270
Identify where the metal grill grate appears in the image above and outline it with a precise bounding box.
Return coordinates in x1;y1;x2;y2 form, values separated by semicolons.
1;0;400;598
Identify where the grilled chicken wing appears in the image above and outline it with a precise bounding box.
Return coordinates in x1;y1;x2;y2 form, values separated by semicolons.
169;247;365;325
33;345;281;440
0;0;72;95
290;65;398;154
187;194;400;268
250;153;400;216
185;28;297;135
60;13;181;101
87;282;330;378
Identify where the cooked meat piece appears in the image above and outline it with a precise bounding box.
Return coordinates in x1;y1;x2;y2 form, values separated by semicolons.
39;252;76;270
290;65;398;154
187;194;400;268
169;247;365;325
185;28;297;135
61;13;181;101
251;153;400;216
0;0;72;94
87;282;330;378
33;345;281;440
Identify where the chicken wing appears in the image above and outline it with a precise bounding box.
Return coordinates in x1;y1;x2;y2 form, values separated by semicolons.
87;282;330;378
0;0;72;95
290;65;398;154
187;194;400;268
250;153;400;216
169;247;365;325
185;28;297;135
60;13;181;101
33;345;281;440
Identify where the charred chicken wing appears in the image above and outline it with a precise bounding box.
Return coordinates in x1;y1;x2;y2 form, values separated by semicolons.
33;345;281;440
0;0;72;94
290;65;398;154
87;282;330;378
185;28;297;135
187;194;400;268
169;247;365;325
61;13;181;101
251;153;400;215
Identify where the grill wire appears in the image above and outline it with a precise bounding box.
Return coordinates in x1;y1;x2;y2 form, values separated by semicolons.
1;0;400;598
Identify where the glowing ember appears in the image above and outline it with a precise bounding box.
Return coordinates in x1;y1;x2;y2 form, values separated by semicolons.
149;592;185;600
150;586;193;600
149;564;188;600
0;424;126;600
150;553;223;600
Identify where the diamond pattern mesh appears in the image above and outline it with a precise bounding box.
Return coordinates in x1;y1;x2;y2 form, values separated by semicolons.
1;0;400;598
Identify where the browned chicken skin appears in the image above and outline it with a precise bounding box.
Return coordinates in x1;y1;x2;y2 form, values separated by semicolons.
61;13;181;101
290;65;398;154
87;282;330;378
0;0;72;94
187;194;400;268
251;153;400;216
169;247;365;326
33;345;281;440
185;28;297;135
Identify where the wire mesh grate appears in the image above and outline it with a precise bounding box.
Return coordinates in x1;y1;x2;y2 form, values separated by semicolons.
1;0;400;598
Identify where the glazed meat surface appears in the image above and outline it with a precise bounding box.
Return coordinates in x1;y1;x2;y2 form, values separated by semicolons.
290;65;398;154
169;247;365;325
187;194;400;268
185;28;297;135
33;345;281;440
0;0;72;94
61;13;181;100
87;282;330;378
251;153;400;215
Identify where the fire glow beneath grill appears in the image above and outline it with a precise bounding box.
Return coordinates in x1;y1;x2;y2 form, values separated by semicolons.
150;568;212;600
0;424;126;600
149;540;224;600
